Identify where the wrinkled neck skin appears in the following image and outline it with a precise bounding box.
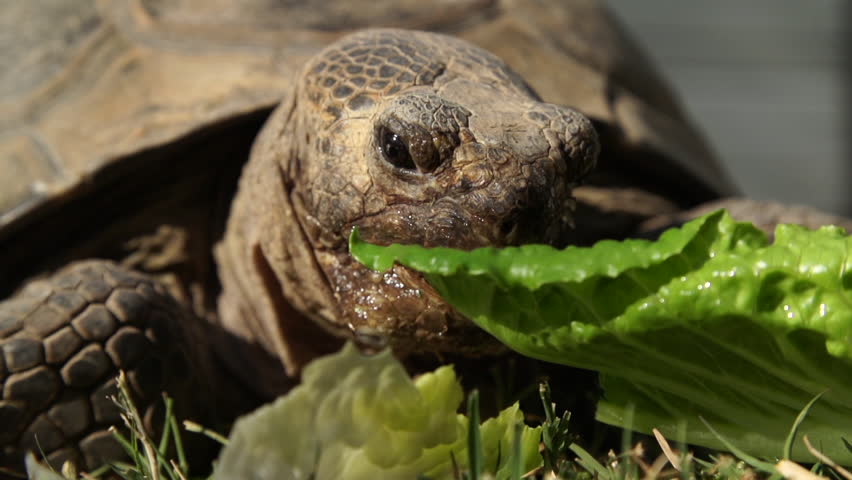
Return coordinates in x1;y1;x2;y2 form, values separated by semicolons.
215;29;599;385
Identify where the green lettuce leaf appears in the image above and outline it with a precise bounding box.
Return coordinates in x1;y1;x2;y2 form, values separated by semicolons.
212;343;542;480
350;210;852;463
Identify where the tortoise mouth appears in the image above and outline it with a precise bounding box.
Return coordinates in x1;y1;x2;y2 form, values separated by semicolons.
345;187;577;252
320;183;576;354
315;248;505;358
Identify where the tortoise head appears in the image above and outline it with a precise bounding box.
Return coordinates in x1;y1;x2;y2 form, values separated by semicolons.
295;29;598;249
217;29;598;377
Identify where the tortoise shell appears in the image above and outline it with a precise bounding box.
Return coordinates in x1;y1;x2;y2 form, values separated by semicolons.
0;1;735;290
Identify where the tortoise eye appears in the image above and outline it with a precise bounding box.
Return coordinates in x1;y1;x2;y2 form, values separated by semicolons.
379;127;415;171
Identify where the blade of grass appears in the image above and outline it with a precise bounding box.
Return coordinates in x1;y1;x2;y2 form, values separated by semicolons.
620;404;638;480
699;416;776;473
109;426;145;471
467;390;483;480
158;395;175;456
508;422;523;480
804;435;852;480
86;463;113;478
653;428;681;472
784;392;826;460
168;410;188;473
538;382;572;475
183;421;229;446
570;443;610;479
674;421;694;480
32;437;54;474
169;460;188;480
621;404;634;456
538;383;557;475
116;372;160;480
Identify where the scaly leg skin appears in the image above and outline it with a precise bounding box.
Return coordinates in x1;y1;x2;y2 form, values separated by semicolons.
0;260;219;477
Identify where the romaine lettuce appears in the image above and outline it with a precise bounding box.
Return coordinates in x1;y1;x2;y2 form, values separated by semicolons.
212;343;542;479
351;210;852;464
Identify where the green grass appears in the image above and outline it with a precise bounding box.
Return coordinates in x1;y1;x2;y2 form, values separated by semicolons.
26;371;223;480
25;374;850;480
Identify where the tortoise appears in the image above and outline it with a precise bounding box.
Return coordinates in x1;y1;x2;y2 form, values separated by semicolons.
3;0;851;476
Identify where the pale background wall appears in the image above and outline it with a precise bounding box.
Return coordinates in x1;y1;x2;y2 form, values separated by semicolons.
605;0;851;216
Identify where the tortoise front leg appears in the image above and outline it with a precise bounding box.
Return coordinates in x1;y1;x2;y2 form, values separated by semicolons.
0;260;220;476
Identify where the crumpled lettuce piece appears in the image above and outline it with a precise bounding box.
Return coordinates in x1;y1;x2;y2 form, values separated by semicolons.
213;343;541;480
351;210;852;464
25;453;66;480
